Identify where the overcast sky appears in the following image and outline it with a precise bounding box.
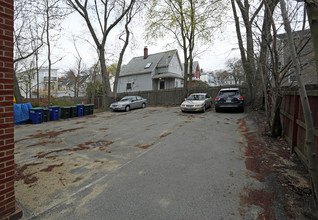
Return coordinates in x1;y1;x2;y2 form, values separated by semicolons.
54;7;240;75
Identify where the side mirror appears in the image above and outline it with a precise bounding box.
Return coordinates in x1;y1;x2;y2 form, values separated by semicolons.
184;98;187;101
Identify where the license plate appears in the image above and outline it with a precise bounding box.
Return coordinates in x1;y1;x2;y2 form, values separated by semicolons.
226;100;232;103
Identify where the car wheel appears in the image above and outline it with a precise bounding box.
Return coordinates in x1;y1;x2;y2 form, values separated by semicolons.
202;105;206;113
215;108;219;113
240;107;244;113
125;105;130;112
142;103;146;108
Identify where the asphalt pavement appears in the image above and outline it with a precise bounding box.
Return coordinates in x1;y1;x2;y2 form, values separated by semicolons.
14;106;263;219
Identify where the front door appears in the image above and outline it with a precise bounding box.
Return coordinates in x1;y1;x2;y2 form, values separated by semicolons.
160;80;165;90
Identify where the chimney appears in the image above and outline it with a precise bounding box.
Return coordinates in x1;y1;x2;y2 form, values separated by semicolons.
144;46;148;59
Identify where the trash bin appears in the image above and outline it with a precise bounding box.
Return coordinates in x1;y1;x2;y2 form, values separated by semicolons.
49;106;60;121
88;104;94;115
42;108;50;122
29;107;43;124
83;104;90;116
70;106;77;118
60;106;71;119
75;104;84;117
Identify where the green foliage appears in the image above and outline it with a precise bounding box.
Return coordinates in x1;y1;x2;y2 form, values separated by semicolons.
86;80;104;98
30;101;40;107
194;80;209;87
145;0;227;47
50;100;73;107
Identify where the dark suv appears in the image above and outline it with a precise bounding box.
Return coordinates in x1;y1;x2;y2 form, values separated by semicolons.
214;88;244;112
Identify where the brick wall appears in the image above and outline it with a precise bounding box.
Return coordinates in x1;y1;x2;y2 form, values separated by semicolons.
0;0;22;219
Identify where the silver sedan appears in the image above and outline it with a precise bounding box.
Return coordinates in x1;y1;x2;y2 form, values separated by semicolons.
110;96;147;112
180;93;213;113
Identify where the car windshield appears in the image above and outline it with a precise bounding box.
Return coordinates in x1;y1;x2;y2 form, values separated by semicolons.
187;94;205;100
219;91;239;97
120;97;134;102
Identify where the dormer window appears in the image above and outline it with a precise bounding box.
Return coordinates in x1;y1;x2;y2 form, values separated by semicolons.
144;62;152;69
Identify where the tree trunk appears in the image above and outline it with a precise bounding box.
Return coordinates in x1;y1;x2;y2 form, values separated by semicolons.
36;52;40;104
14;73;23;104
306;2;318;80
270;95;282;138
114;21;130;101
99;49;113;109
46;2;51;107
91;64;97;105
280;0;318;207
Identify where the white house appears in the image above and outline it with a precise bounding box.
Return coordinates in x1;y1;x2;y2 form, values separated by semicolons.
17;68;59;98
117;47;184;93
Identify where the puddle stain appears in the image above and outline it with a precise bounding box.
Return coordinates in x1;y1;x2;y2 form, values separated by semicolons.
134;141;155;149
160;132;172;139
40;163;64;172
15;162;44;185
240;188;277;219
34;140;114;159
15;127;84;143
237;117;276;218
35;144;90;159
75;121;86;125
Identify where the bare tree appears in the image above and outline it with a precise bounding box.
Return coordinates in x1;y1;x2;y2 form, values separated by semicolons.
113;0;143;100
306;1;318;80
40;0;69;106
231;0;267;108
146;0;226;97
13;0;45;103
64;39;88;103
280;0;318;207
66;0;136;109
226;58;245;84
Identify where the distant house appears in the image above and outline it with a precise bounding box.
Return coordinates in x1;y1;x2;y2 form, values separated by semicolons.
117;47;184;93
183;61;201;86
17;68;59;98
200;72;219;87
277;29;317;86
58;75;89;97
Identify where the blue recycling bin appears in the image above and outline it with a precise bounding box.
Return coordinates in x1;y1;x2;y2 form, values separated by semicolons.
49;106;60;121
29;107;43;124
75;104;84;117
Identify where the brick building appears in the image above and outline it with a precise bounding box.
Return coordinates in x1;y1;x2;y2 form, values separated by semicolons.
0;0;23;219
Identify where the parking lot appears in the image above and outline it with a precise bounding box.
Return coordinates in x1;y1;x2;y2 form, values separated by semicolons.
14;106;260;219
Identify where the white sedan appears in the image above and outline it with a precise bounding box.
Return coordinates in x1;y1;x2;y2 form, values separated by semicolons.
180;93;213;113
110;96;147;112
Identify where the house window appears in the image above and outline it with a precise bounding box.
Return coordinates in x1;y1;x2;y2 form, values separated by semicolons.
126;83;132;90
289;75;296;83
144;62;152;69
176;81;179;87
160;81;165;90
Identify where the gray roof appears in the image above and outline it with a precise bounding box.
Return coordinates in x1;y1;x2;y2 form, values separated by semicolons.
277;29;311;39
152;72;184;79
120;50;179;77
182;61;200;73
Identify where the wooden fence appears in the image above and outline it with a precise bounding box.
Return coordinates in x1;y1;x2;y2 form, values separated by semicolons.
89;86;250;109
280;87;318;165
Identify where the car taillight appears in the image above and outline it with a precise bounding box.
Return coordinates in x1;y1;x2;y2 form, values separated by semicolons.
238;96;244;100
215;97;220;101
